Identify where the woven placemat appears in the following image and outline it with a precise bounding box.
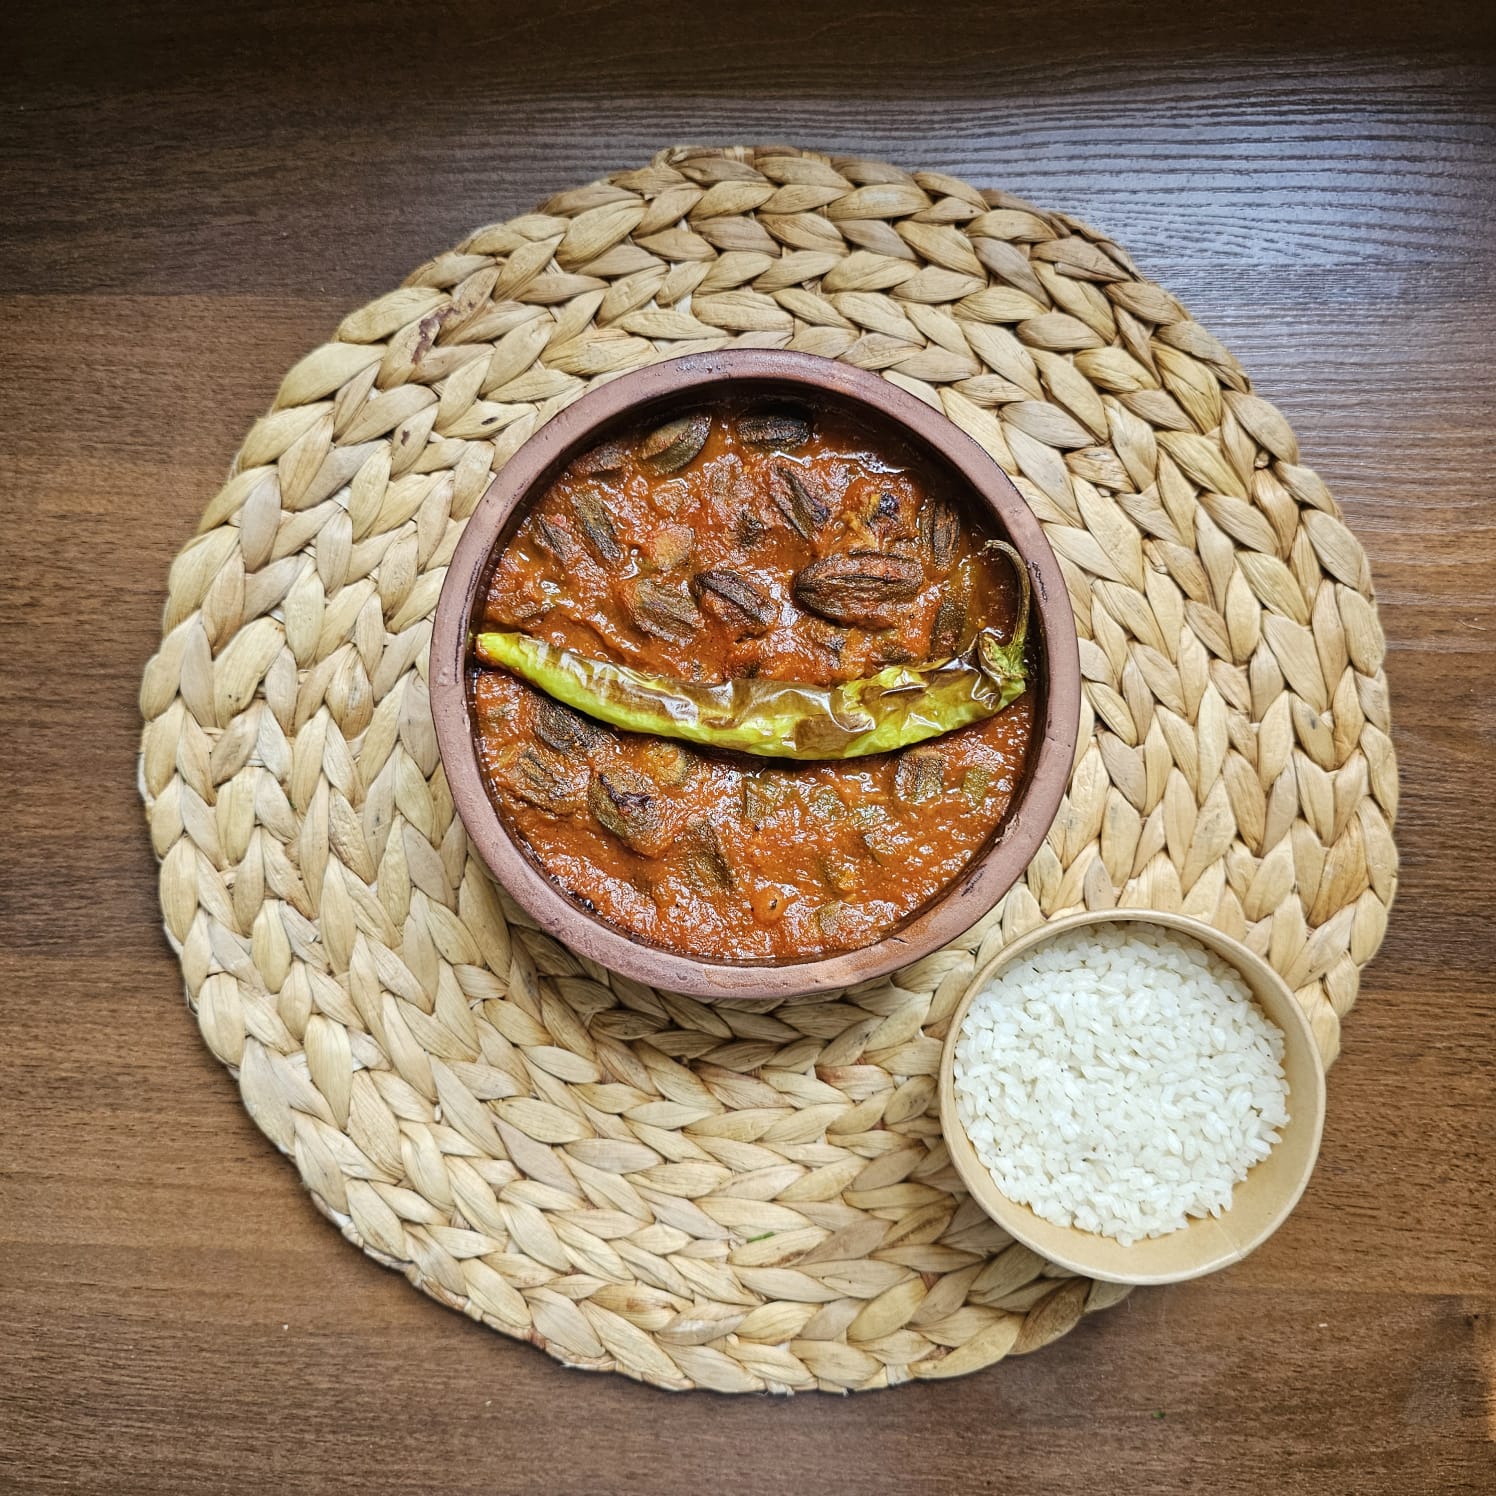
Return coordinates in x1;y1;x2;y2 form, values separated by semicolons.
138;146;1399;1392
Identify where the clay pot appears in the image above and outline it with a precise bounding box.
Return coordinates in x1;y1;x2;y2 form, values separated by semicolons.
431;351;1079;999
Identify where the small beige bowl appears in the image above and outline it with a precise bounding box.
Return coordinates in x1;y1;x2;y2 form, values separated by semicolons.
938;909;1327;1285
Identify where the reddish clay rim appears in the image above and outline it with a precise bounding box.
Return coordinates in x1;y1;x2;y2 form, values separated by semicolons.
431;351;1080;999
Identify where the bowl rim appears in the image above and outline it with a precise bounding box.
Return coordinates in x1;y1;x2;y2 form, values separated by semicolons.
937;908;1329;1284
430;349;1081;999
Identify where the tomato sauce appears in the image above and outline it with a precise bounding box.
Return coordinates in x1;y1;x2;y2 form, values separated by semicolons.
470;400;1034;962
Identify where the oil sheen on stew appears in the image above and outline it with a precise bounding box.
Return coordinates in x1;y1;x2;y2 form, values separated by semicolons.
470;399;1035;962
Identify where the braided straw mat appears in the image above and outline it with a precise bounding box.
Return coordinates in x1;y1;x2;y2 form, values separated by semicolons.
138;146;1399;1392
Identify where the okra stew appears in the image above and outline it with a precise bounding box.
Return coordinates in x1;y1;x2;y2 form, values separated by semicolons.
469;399;1037;962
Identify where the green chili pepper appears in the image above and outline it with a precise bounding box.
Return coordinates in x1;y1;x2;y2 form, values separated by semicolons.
474;542;1031;761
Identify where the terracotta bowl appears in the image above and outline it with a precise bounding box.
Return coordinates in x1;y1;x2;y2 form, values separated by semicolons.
938;909;1328;1284
431;350;1080;999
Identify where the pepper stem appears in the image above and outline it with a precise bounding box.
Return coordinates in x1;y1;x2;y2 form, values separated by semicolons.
977;538;1031;704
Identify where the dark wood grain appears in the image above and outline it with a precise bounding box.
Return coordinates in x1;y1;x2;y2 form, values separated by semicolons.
2;1;1493;1491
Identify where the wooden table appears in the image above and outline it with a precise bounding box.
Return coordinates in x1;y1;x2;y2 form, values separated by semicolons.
3;2;1493;1489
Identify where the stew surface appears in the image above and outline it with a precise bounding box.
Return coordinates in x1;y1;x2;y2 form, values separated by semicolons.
470;399;1035;962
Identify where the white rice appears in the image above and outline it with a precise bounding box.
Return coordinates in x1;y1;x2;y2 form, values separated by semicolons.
953;922;1289;1245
